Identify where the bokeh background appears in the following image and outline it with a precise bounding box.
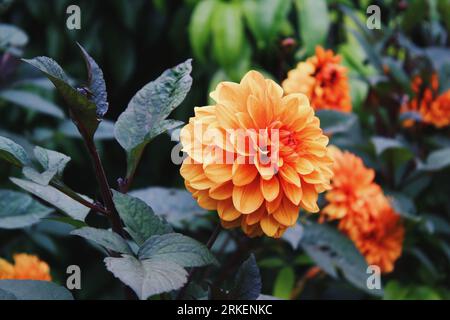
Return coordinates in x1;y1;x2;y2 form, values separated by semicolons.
0;0;449;299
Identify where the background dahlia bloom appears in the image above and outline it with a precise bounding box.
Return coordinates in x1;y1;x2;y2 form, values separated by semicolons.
0;254;51;281
282;46;352;112
321;146;404;273
180;71;333;238
400;74;450;128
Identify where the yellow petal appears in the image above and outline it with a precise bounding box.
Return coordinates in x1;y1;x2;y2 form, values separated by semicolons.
260;215;280;237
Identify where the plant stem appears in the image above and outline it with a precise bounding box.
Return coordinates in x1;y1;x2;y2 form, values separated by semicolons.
176;224;221;299
50;179;109;215
84;137;124;236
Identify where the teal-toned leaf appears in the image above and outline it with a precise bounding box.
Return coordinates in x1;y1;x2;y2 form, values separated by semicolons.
77;43;108;117
230;254;262;300
316;110;357;135
189;0;217;62
273;266;295;299
282;223;303;250
10;177;90;221
112;190;172;245
138;233;217;267
300;222;382;296
114;60;192;177
418;148;450;172
0;24;28;54
0;136;30;167
58;119;116;140
22;56;100;140
295;0;330;54
129;187;206;228
0;90;65;119
104;254;188;300
71;227;133;255
0;190;53;229
387;192;419;221
371;136;411;156
0;280;73;300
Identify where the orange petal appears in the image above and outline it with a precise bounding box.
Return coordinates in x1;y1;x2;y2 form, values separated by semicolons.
266;190;283;213
232;177;264;214
209;181;233;200
280;178;302;205
279;164;301;187
204;163;232;184
232;162;258;186
260;215;280;237
245;205;266;225
295;157;314;175
196;190;217;210
260;175;280;202
273;197;300;227
301;182;319;212
217;199;241;221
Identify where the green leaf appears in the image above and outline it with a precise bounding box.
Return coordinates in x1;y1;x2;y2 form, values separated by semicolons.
189;0;217;62
230;254;262;300
71;227;133;255
0;280;73;300
300;222;382;296
22;56;100;140
10;177;90;221
0;190;53;229
104;254;188;300
76;43;109;117
211;2;244;69
273;266;295;299
138;233;217;268
0;136;30;167
295;0;330;55
316;110;357;135
129;187;207;228
418;148;450;172
243;0;292;49
112;190;172;245
0;90;65;119
114;60;192;177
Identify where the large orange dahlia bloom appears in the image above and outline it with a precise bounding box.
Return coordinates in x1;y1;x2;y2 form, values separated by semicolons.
0;254;52;281
282;46;352;112
400;74;450;128
180;71;333;238
321;147;404;273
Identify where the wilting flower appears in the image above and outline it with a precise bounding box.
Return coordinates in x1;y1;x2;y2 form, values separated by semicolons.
321;146;404;273
180;71;333;238
0;254;51;281
400;74;450;128
282;46;352;112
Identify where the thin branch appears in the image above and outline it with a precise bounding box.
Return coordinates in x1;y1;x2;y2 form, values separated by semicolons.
84;137;124;236
50;179;109;215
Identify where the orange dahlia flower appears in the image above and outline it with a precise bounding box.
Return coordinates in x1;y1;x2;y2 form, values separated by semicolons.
0;254;51;281
321;146;404;273
180;70;333;238
400;74;450;128
282;46;352;112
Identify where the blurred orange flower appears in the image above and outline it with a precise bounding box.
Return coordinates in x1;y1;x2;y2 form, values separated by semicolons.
0;254;51;281
180;70;333;238
400;74;450;128
282;46;352;112
321;146;404;273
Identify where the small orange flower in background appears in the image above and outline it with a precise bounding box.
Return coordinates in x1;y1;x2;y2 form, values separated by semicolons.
282;46;352;113
321;146;404;273
180;70;334;238
400;73;450;128
0;254;51;281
